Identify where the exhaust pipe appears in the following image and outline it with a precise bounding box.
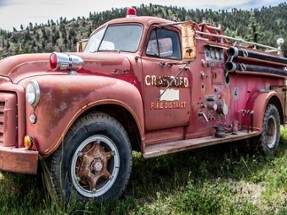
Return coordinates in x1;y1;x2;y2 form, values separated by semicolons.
227;46;287;65
225;61;287;77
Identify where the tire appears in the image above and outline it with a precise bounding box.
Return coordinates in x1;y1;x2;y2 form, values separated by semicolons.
258;104;280;155
50;112;132;203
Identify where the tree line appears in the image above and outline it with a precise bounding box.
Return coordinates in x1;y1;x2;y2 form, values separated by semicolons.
0;3;286;59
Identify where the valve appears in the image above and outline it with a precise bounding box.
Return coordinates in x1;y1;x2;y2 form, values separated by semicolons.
198;111;208;122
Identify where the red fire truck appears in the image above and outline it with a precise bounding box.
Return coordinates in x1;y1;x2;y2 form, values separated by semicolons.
0;7;286;202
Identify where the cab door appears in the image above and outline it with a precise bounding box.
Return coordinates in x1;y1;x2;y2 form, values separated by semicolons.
142;27;191;131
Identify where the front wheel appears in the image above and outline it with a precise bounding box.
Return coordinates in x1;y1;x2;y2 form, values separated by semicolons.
258;104;280;155
50;112;132;202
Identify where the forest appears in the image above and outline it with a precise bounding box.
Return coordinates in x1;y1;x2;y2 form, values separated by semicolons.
0;3;287;59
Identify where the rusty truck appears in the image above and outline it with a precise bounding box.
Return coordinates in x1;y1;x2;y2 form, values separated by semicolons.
0;7;286;202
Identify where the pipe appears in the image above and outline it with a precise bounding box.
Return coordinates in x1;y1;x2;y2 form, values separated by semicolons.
225;62;287;77
227;46;287;65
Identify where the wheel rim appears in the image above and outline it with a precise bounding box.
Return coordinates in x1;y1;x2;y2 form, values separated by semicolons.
71;135;120;198
266;115;277;149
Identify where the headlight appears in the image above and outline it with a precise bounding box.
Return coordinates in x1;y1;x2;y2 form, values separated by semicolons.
26;80;40;107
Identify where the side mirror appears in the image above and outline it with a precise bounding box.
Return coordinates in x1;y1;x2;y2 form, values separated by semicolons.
76;39;88;52
181;21;196;61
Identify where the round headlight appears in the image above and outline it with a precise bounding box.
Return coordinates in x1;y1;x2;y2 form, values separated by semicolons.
26;80;40;107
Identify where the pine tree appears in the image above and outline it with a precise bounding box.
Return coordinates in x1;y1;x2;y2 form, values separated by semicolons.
246;12;261;43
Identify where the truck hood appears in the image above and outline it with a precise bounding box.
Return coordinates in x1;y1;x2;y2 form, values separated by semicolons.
77;52;133;77
0;53;51;83
0;52;133;83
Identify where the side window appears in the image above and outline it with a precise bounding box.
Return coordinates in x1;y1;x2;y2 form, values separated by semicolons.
146;28;181;60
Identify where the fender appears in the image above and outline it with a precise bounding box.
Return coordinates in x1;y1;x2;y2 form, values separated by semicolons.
21;74;144;157
249;91;283;133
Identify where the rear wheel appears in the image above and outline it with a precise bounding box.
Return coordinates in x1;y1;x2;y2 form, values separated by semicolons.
258;104;280;155
50;112;132;202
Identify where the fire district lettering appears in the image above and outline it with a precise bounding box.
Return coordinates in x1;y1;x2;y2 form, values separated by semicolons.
151;101;187;110
145;75;189;88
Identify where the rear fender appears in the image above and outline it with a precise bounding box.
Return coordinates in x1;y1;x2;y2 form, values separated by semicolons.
250;91;283;132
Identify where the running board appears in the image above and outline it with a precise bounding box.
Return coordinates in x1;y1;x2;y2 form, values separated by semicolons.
143;131;260;158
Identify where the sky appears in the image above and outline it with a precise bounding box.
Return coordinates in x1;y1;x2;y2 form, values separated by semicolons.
0;0;285;31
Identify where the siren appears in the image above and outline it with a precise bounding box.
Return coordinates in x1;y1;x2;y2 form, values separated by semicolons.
50;52;84;71
126;7;137;18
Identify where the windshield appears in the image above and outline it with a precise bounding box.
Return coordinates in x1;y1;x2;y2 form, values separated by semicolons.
84;24;143;53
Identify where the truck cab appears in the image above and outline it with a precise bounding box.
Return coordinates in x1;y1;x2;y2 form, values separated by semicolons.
0;7;286;203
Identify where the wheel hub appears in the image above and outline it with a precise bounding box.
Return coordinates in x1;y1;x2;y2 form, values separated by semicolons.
76;141;113;191
266;115;276;148
71;135;120;198
92;159;103;172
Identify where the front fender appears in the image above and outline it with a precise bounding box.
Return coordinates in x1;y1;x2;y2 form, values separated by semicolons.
21;74;144;157
251;91;283;132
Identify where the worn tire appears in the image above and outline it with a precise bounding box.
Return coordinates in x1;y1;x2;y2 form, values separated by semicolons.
258;104;280;155
50;112;132;202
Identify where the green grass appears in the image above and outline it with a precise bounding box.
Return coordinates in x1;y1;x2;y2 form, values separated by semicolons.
2;128;287;214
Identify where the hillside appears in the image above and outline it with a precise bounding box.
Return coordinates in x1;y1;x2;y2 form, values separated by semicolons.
0;3;287;59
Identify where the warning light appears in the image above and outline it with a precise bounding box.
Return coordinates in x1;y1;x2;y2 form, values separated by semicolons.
49;52;84;71
126;7;137;18
24;135;34;150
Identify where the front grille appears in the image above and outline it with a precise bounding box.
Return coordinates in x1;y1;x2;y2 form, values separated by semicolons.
0;93;17;146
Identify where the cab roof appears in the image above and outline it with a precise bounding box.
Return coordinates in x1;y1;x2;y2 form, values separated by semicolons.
99;16;175;29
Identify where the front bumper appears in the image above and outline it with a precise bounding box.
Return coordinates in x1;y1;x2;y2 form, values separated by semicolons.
0;146;38;174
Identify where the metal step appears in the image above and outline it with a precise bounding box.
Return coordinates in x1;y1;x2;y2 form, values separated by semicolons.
143;131;260;158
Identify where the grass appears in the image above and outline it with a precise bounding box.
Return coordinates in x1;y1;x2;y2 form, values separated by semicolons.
1;128;287;214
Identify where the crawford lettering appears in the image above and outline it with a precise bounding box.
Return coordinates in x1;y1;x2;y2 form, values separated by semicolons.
145;75;189;88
